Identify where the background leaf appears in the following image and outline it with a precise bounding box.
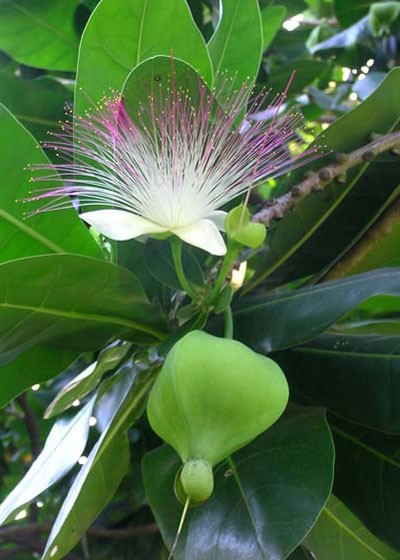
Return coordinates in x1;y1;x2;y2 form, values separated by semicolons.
75;0;213;115
305;494;400;559
208;0;263;88
234;269;400;353
0;254;164;364
0;103;103;263
275;332;400;433
0;0;80;71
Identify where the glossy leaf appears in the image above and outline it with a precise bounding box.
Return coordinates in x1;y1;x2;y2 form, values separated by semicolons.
0;346;77;409
310;17;371;53
0;103;103;263
305;494;400;559
43;367;157;559
334;0;375;26
0;0;80;71
266;59;328;95
275;332;400;432
75;0;212;115
0;254;164;364
208;0;263;88
332;418;400;552
235;269;400;353
0;397;95;526
249;68;400;291
261;5;287;51
0;73;72;142
45;343;131;418
143;406;334;559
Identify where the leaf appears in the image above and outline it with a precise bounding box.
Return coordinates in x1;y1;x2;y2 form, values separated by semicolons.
42;367;157;559
274;332;400;433
144;239;204;290
0;254;165;364
0;103;103;263
75;0;213;115
45;343;131;418
310;16;371;53
0;397;95;526
248;68;400;291
208;0;263;89
261;5;287;51
331;418;400;553
0;346;77;409
266;59;329;95
0;0;80;71
0;73;72;142
234;269;400;353
305;494;400;559
334;0;375;26
143;406;334;560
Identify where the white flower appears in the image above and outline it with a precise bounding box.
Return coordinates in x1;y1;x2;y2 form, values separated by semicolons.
29;79;315;255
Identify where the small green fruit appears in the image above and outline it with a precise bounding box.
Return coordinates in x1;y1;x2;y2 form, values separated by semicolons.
225;205;266;249
180;460;214;502
147;331;289;502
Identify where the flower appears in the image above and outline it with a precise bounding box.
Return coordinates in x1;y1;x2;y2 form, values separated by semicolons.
29;77;317;256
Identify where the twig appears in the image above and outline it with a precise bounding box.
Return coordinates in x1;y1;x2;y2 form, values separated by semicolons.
252;130;400;226
16;393;41;457
16;392;41;523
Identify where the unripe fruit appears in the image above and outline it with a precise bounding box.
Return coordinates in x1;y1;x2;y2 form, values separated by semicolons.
147;330;289;502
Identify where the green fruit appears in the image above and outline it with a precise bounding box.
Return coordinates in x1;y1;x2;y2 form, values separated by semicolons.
147;330;289;502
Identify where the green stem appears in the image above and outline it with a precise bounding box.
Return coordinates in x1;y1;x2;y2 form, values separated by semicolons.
208;242;240;304
170;237;197;300
223;306;233;339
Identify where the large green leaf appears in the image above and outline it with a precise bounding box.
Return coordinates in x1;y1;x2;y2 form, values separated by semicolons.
334;0;375;26
234;269;400;353
332;418;400;552
249;68;400;291
0;397;95;525
75;0;212;115
208;0;262;88
143;406;334;559
305;494;400;560
0;0;80;71
42;366;157;559
0;254;165;364
275;332;400;433
0;73;72;142
0;346;77;408
0;103;103;263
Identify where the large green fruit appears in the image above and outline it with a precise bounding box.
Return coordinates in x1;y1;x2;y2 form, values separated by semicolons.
147;330;289;502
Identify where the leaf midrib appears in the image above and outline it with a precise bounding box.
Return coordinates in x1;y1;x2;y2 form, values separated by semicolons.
0;301;164;339
323;505;390;559
0;208;64;253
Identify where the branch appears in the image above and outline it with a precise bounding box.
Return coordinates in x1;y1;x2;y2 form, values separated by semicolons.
252;130;400;226
16;393;41;457
0;521;159;541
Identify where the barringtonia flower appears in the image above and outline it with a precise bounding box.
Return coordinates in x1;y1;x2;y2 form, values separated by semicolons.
28;79;317;256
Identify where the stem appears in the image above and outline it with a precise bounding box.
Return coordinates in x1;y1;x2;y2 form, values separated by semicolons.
170;237;198;299
252;130;400;226
168;496;190;560
208;243;240;304
223;306;233;339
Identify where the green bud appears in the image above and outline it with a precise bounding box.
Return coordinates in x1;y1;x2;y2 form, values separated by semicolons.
225;205;266;249
180;459;214;502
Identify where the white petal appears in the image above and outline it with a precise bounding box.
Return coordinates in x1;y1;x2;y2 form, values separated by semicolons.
80;210;167;241
173;219;227;256
209;210;227;231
